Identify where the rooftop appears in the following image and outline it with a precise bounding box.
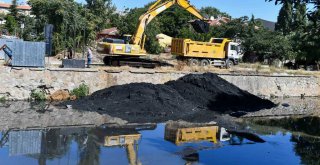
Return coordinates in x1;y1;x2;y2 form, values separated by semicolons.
0;2;31;10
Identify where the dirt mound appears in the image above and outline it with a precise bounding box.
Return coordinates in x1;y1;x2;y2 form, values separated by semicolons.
49;89;71;101
166;73;275;112
67;73;275;123
69;83;206;123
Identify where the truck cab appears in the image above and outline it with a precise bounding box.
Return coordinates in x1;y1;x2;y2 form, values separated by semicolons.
227;41;241;66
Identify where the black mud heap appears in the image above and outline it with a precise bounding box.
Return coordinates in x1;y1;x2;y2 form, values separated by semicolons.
68;73;275;123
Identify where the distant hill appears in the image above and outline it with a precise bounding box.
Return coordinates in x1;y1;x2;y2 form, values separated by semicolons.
255;18;276;31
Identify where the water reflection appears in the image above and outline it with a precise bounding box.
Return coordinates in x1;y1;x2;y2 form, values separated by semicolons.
164;121;229;145
92;127;142;165
253;116;320;165
164;121;231;163
291;135;320;165
2;128;86;165
255;116;320;136
0;120;318;165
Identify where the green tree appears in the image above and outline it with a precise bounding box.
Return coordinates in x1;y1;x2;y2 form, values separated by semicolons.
85;0;117;38
5;15;17;34
275;0;293;35
17;15;37;41
268;0;320;68
28;0;87;54
10;0;19;20
200;6;230;19
292;1;307;31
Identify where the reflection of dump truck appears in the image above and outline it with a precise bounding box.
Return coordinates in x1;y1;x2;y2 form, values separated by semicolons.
171;38;241;68
164;121;230;145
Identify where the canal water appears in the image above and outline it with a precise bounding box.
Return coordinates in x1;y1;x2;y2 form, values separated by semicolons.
0;119;319;165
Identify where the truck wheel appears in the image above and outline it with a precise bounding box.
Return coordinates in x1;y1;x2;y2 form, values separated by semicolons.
226;60;234;69
200;59;210;66
188;59;199;66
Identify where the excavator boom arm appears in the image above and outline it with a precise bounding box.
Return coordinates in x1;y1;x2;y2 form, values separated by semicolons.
132;0;207;46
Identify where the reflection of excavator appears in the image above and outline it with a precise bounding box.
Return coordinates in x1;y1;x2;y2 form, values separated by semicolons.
94;127;142;165
97;0;209;67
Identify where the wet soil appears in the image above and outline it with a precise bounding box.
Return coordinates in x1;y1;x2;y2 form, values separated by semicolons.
165;73;275;112
67;73;275;123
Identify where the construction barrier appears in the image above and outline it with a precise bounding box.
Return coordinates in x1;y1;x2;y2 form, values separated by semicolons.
0;39;45;67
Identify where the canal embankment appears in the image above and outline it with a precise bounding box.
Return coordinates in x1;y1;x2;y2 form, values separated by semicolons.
0;67;319;100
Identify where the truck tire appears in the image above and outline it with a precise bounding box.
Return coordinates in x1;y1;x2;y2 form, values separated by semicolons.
200;59;210;66
188;59;199;66
226;60;234;69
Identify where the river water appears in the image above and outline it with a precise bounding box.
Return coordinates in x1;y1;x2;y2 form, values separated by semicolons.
0;119;319;165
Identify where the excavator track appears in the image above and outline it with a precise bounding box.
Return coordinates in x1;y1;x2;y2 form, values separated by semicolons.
103;56;172;69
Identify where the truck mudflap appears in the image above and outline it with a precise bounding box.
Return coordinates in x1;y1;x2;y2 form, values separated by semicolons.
233;58;239;65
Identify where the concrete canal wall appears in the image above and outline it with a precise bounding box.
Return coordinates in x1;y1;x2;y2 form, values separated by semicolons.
0;67;319;100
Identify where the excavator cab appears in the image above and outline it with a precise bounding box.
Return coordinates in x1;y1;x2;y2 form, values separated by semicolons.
102;34;132;44
123;34;132;44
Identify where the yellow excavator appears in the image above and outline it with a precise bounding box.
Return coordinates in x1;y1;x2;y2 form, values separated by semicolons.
97;0;209;67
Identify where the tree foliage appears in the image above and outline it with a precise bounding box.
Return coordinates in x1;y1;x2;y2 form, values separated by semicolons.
10;0;19;20
268;0;320;65
292;1;307;31
275;0;293;35
27;0;117;55
5;15;17;34
1;0;317;67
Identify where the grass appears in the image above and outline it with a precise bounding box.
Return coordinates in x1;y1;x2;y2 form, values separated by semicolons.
71;84;90;98
236;62;320;76
30;89;47;101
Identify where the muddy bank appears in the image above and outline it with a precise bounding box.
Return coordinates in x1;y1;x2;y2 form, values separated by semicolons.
244;97;320;118
68;73;275;123
0;101;126;131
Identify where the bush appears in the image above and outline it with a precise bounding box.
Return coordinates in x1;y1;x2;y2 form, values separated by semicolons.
0;96;6;103
30;89;47;101
71;84;89;98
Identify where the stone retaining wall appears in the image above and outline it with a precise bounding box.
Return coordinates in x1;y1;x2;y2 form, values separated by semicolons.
0;67;319;100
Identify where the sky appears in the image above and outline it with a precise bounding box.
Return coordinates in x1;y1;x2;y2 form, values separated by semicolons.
106;0;282;21
1;0;282;21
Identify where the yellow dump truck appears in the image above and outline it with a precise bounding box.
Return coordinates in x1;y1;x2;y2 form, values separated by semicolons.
171;38;241;68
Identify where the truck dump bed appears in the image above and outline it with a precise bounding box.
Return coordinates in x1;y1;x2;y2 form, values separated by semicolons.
171;38;229;59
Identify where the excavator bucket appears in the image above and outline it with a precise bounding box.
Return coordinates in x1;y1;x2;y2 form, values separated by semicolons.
190;20;210;33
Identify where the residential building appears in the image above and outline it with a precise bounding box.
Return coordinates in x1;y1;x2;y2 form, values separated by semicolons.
0;2;32;16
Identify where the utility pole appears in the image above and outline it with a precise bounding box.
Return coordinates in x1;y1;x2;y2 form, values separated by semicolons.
82;7;87;59
73;4;76;59
21;23;24;39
